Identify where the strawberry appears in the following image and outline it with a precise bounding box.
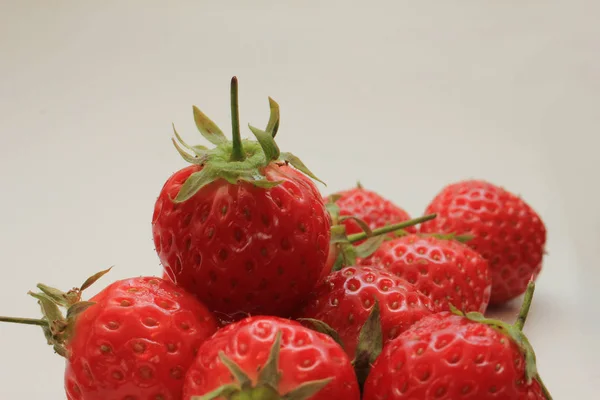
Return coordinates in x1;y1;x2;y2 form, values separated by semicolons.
153;78;331;321
182;315;360;399
325;183;417;240
363;281;552;399
419;180;547;304
0;270;219;399
298;266;434;376
360;234;492;313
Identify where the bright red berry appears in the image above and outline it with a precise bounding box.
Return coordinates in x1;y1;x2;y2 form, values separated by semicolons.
152;78;330;321
363;283;551;399
0;271;219;400
182;316;360;399
299;266;434;360
326;184;416;238
419;180;546;304
360;234;492;313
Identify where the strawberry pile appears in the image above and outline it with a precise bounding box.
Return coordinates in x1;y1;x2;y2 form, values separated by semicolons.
1;77;552;399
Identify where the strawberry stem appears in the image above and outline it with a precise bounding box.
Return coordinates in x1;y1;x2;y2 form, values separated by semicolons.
230;76;244;162
346;213;437;243
0;316;48;327
514;278;535;330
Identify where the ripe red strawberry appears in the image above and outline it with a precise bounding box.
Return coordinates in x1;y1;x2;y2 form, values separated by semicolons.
299;266;434;361
0;270;219;400
325;184;416;239
182;316;360;399
419;180;547;305
153;78;330;321
363;281;551;399
360;234;492;313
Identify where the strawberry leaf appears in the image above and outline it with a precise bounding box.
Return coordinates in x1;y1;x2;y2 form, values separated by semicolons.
191;384;240;400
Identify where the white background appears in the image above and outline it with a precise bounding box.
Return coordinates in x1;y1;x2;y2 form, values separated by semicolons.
0;1;597;398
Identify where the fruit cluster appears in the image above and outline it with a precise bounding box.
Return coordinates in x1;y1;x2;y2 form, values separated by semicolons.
1;78;551;399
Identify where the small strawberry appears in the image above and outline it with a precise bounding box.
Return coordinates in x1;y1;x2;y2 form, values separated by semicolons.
153;78;331;321
419;180;547;304
298;266;434;385
360;234;492;313
362;280;552;399
182;316;360;399
0;270;219;399
325;183;416;240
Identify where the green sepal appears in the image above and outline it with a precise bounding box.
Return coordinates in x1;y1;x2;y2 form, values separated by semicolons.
248;179;283;189
248;124;281;163
258;331;283;387
266;97;280;138
29;292;64;323
191;384;240;400
173;123;208;158
425;232;474;243
338;216;372;237
354;236;387;259
352;300;383;389
330;225;349;244
174;169;215;203
219;352;253;389
193;105;228;145
282;378;332;400
172;138;204;165
298;318;345;350
66;301;96;320
331;250;346;272
80;266;112;292
279;152;325;186
36;284;69;307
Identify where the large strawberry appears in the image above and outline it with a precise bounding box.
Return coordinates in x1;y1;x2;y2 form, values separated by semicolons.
360;234;492;313
0;270;219;399
325;183;417;239
182;316;360;399
363;280;552;399
153;77;331;321
419;180;547;304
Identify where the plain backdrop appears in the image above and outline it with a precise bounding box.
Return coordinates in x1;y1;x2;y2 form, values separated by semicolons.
0;1;598;398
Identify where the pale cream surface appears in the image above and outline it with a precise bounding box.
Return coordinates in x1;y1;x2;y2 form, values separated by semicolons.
0;1;597;398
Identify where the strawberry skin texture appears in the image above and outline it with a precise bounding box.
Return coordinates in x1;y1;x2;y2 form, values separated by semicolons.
419;180;546;304
183;316;360;399
152;163;331;320
299;266;434;359
64;277;218;400
360;234;492;313
328;187;416;236
363;312;546;400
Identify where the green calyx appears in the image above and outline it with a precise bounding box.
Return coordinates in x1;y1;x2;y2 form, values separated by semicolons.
172;77;324;203
0;267;112;358
191;331;332;400
450;280;553;400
